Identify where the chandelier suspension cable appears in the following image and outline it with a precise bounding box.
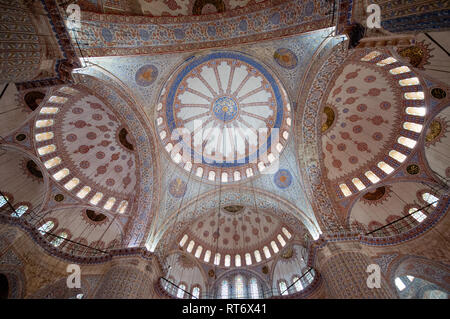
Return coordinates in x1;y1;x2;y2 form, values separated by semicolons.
164;149;195;282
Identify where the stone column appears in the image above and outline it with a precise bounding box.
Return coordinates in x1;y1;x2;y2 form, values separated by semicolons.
316;242;396;298
93;255;160;299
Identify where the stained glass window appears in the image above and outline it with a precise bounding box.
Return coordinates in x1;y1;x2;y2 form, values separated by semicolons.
422;193;439;207
293;276;303;292
245;253;252;265
234;275;245;299
253;250;261;263
192;287;200;299
177;284;186;298
38;221;54;235
12;205;28;217
305;270;314;283
249;278;259;299
279;281;288;295
0;195;8;208
51;232;68;247
220;280;229;299
409;208;427;222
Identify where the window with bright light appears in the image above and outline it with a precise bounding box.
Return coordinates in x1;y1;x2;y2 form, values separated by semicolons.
389;150;407;163
365;171;380;184
51;232;68;247
404;92;424;100
235;255;241;267
12;205;28;217
339;183;352;197
352;178;366;191
224;254;231;267
249;278;259;299
204;250;211;263
214;253;221;265
254;250;261;263
409;208;427;223
405;107;426;116
277;234;286;247
282;227;292;239
0;195;8;208
376;57;397;66
395;277;406;291
192;287;200;299
195;245;203;258
186;240;195;253
177;284;186;298
38;221;54;235
234;275;245;299
293;276;303;292
403;122;423;133
245;253;252;265
377;161;394;174
180;234;188;247
220;280;229;299
279;281;288;296
398;136;417;149
399;77;419;86
38;144;56;155
422;192;439;207
271;241;279;253
263;246;271;259
44;157;61;169
361;51;381;61
390;66;411;75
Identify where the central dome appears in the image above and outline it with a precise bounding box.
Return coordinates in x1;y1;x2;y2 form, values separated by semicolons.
156;52;291;183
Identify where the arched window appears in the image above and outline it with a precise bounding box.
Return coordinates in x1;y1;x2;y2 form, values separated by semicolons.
179;234;188;247
409;207;427;223
194;245;203;258
292;276;303;292
270;241;279;253
0;195;8;208
38;221;54;235
394;277;406;291
277;234;286;247
192;286;200;299
263;246;271;259
220;280;229;299
281;227;292;239
422;192;439;207
214;253;221;265
224;254;231;267
254;250;261;263
177;284;186;299
279;280;288;296
235;255;241;267
186;240;195;253
304;269;314;284
204;250;211;263
234;275;245;299
11;205;28;218
51;232;68;247
245;253;252;265
249;278;259;299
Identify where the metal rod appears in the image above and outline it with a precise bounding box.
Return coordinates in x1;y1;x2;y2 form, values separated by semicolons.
280;267;313;296
161;277;196;299
365;200;439;236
